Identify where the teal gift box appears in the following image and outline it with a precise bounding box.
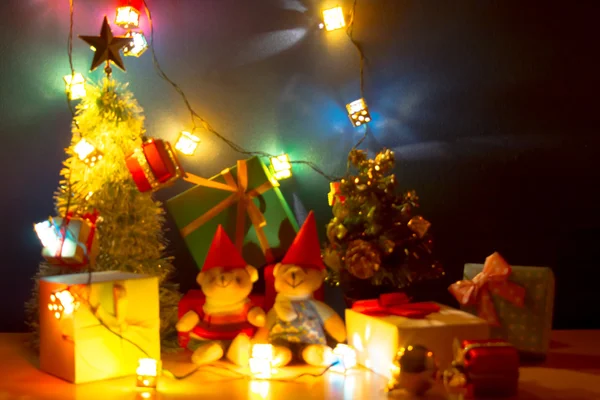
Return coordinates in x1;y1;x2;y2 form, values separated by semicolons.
166;157;299;269
451;253;555;355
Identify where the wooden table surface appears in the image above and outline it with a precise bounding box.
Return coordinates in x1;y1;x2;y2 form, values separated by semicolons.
0;331;599;400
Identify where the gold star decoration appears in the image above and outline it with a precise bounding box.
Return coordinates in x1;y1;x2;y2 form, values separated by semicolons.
79;16;132;73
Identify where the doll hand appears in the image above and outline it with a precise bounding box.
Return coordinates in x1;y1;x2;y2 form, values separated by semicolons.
274;301;298;322
176;311;199;332
248;307;266;327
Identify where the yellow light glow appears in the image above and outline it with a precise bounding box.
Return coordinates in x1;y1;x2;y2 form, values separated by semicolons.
34;220;62;254
249;380;270;399
136;358;159;388
123;31;149;58
73;138;104;167
74;138;95;160
115;6;140;29
175;131;200;155
270;154;292;181
48;289;80;320
346;98;372;127
331;344;357;373
249;344;274;379
63;73;86;100
352;332;364;352
322;6;346;31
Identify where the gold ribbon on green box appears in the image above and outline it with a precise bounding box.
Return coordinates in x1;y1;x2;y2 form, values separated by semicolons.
181;159;276;263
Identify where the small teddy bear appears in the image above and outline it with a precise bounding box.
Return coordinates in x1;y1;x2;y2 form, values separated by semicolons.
176;225;266;366
255;211;346;367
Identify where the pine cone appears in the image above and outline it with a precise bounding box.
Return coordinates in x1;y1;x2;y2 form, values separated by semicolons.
345;239;382;279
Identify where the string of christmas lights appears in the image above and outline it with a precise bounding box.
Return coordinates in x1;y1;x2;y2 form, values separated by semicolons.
139;0;343;182
64;0;374;184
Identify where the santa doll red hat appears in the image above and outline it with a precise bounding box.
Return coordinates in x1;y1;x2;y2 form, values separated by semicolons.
280;211;325;270
202;225;247;271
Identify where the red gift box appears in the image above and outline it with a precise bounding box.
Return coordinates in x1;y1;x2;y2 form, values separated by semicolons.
178;290;265;348
263;264;324;313
126;138;183;193
460;339;519;397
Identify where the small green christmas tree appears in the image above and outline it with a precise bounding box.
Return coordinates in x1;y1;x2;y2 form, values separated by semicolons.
26;78;180;349
323;148;445;291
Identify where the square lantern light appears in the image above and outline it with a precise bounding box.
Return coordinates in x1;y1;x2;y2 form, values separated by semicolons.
249;344;275;379
270;154;292;181
123;31;148;57
115;6;140;29
321;6;346;31
74;138;104;167
346;98;371;127
136;358;160;388
63;73;86;101
175;131;200;156
330;344;357;373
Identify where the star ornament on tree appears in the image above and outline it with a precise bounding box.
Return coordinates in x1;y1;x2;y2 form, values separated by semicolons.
79;16;132;73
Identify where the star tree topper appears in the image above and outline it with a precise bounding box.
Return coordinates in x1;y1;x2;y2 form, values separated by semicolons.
79;16;132;73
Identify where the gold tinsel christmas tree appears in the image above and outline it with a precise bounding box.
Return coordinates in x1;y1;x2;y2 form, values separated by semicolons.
323;148;445;293
26;78;180;350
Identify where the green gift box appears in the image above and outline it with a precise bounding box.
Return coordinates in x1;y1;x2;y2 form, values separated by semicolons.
460;262;555;355
166;156;299;269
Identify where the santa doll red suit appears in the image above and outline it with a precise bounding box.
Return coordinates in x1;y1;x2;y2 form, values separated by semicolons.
176;225;265;365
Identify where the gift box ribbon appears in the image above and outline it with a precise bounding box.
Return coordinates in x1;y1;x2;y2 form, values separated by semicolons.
351;292;440;318
181;160;275;263
448;252;526;326
55;211;99;267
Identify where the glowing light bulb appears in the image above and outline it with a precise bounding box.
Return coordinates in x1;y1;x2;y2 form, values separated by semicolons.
331;344;357;373
269;154;292;181
48;289;80;320
136;358;159;388
63;73;86;100
34;220;62;254
115;6;140;29
73;138;104;167
322;6;346;31
175;131;200;155
123;31;148;57
249;344;275;379
346;98;372;127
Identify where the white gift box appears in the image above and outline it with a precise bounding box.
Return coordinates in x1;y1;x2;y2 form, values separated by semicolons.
346;303;489;379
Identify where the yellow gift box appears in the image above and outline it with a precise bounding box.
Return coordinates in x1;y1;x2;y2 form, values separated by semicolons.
39;271;160;384
346;303;489;379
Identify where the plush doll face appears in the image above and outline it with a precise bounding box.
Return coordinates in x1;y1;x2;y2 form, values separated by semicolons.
197;266;258;305
273;263;326;297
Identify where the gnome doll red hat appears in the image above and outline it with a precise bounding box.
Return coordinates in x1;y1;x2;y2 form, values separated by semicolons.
202;225;247;271
281;211;325;270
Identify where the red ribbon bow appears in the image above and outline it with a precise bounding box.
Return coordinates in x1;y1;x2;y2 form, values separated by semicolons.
352;292;440;319
448;252;526;326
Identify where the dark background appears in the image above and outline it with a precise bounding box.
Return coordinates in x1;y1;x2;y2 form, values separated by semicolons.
1;0;598;332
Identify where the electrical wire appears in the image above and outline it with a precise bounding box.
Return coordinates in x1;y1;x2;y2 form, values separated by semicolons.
140;0;341;182
58;0;78;234
63;294;340;384
165;359;339;382
346;0;369;152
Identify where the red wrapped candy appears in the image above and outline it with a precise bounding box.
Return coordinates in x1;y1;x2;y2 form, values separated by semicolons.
126;138;184;192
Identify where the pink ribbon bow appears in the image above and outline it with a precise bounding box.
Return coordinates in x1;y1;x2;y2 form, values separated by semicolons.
448;252;526;326
352;292;440;319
